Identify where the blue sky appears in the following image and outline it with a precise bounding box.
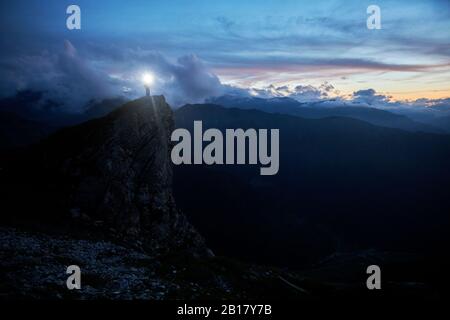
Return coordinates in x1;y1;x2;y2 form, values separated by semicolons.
0;0;449;107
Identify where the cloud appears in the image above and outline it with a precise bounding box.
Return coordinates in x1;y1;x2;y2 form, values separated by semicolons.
0;40;115;111
237;84;450;117
52;41;113;109
348;89;450;117
290;83;338;102
0;40;227;109
0;39;447;119
352;88;391;106
350;88;426;111
244;82;340;103
412;97;450;112
1;1;449;110
163;54;224;106
111;50;227;106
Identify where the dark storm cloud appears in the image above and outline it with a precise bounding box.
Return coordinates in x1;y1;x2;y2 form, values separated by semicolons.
0;40;115;111
0;40;227;109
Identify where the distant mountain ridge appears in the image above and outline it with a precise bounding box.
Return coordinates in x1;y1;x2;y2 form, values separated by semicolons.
207;95;443;133
0;90;128;149
0;90;127;126
174;103;450;266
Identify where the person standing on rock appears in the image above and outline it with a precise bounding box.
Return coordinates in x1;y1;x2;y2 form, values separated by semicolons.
142;73;154;97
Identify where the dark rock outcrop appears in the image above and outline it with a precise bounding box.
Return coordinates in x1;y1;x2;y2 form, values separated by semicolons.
0;96;205;255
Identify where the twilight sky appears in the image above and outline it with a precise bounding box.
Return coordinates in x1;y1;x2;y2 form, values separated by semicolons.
0;0;449;108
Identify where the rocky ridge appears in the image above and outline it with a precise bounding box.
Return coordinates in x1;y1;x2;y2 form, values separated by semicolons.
1;96;205;256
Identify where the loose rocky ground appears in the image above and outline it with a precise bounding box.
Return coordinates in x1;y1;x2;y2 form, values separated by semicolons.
0;227;315;300
0;227;168;299
1;227;440;300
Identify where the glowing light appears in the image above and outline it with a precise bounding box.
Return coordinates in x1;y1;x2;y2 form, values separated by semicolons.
142;72;154;85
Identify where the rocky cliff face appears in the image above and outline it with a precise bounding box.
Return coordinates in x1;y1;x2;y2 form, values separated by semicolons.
0;96;205;255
